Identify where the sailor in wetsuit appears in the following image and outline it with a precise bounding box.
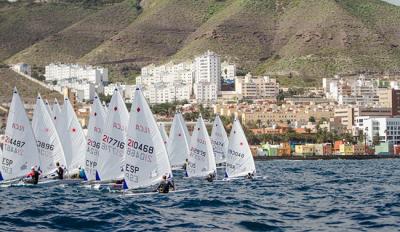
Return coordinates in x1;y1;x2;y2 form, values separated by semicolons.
206;172;216;182
25;167;40;184
55;162;64;179
157;175;175;193
245;172;254;180
182;159;189;171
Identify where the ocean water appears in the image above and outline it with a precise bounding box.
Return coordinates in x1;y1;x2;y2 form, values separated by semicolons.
1;159;400;231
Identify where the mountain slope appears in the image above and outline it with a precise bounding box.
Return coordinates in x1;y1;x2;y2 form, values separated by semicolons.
0;68;62;105
80;0;232;66
0;2;99;61
6;0;139;65
1;0;400;85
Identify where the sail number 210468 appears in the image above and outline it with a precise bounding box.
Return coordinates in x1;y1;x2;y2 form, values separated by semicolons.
127;139;154;154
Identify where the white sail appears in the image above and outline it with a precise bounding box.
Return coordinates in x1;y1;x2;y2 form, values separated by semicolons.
211;115;229;164
0;88;41;181
84;94;106;180
53;98;62;133
123;88;172;189
178;112;190;140
53;98;62;117
96;88;129;181
167;113;190;169
57;97;87;173
225;118;256;178
186;116;216;178
158;123;169;147
32;95;67;175
45;99;53;116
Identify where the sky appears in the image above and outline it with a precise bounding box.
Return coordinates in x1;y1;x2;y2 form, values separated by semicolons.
382;0;400;6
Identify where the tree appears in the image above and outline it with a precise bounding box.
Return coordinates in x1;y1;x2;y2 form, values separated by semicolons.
309;116;316;123
373;132;380;145
256;119;262;128
98;93;112;104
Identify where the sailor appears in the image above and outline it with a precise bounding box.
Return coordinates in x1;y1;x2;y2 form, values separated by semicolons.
25;166;40;184
55;162;64;179
78;167;86;179
182;158;189;171
157;175;175;193
206;172;216;182
245;172;254;180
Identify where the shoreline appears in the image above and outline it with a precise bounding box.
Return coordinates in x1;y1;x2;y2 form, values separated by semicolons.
254;154;400;161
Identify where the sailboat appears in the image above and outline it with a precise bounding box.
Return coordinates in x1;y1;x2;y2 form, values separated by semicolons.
225;118;256;178
32;94;66;176
167;113;190;170
96;88;129;181
123;87;172;190
186;115;217;178
0;88;41;181
178;112;190;140
84;94;106;181
210;115;229;165
158;122;169;148
57;97;87;175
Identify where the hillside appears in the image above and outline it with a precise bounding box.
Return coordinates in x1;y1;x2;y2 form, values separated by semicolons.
1;0;400;86
0;68;63;106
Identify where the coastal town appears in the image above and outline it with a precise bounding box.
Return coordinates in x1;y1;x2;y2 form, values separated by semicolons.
2;50;400;157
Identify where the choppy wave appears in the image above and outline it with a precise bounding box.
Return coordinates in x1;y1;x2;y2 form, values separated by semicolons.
1;159;400;231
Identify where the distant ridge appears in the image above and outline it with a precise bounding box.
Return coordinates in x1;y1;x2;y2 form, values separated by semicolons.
1;0;400;84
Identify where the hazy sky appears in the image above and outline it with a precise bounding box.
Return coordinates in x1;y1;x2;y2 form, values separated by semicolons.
382;0;400;6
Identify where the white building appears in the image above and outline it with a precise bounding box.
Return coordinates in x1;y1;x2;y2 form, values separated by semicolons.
358;117;400;145
56;78;95;102
137;60;194;104
104;83;137;101
194;50;221;87
235;73;279;99
323;75;382;106
138;51;230;104
221;61;236;81
45;63;108;85
12;63;31;76
193;50;221;103
143;82;192;104
193;82;218;103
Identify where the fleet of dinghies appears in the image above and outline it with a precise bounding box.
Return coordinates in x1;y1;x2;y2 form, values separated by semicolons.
0;87;257;191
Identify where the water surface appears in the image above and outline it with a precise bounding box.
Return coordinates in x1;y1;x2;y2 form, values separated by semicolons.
1;159;400;231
